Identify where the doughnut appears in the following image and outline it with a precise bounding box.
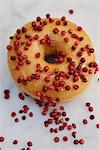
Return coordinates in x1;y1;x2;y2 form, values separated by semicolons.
7;14;98;103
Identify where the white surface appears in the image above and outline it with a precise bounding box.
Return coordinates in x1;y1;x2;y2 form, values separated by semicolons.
0;0;99;150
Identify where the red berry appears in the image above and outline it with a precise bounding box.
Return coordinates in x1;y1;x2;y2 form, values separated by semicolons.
29;112;33;117
54;128;58;133
16;34;21;40
22;27;27;33
77;26;82;31
65;117;70;121
18;93;25;100
35;52;41;58
60;106;64;110
42;111;47;116
44;66;49;72
23;105;29;110
27;141;32;147
79;36;83;41
10;56;16;60
75;41;79;46
26;60;31;64
4;89;10;94
0;136;4;142
34;34;39;40
74;139;79;145
15;118;19;123
44;121;49;127
68;29;73;34
67;125;72;130
36;16;41;22
46;13;50;18
22;116;26;120
61;16;66;21
63;136;68;142
96;123;99;128
13;139;18;145
62;111;66;117
59;81;65;86
48;119;53;124
56;21;61;25
4;93;10;99
79;139;84;144
54;137;60;143
42;85;48;92
14;41;19;47
23;108;28;113
7;45;12;50
89;115;95;120
88;107;94;112
11;112;16;117
64;38;69;43
69;9;74;14
83;119;88;125
72;123;76;129
59;118;64;123
80;57;85;63
63;122;67;127
44;76;50;82
59;126;64;131
17;29;21;34
65;85;70;90
50;128;54;133
40;39;46;44
73;85;79;90
71;45;76;50
53;28;59;34
61;31;66;36
19;110;23;114
63;21;67;26
72;132;76;138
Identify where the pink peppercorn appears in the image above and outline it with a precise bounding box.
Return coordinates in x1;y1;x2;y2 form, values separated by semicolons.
29;112;33;117
0;136;5;142
27;141;32;147
72;123;76;129
54;137;60;143
79;139;84;144
63;136;68;142
60;106;64;110
72;132;76;138
44;66;49;72
35;52;41;58
22;116;26;120
54;128;58;133
86;102;91;107
50;128;54;133
77;26;82;31
15;118;19;123
67;125;72;130
63;122;67;127
11;112;16;117
88;107;94;112
62;111;66;117
83;119;88;125
69;9;74;14
89;115;95;120
18;93;25;100
13;139;18;145
74;139;79;145
96;124;99;128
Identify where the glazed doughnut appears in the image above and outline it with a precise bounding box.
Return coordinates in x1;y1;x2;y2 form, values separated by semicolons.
7;14;98;103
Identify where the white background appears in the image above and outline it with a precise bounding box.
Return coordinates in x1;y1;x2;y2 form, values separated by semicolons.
0;0;99;150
